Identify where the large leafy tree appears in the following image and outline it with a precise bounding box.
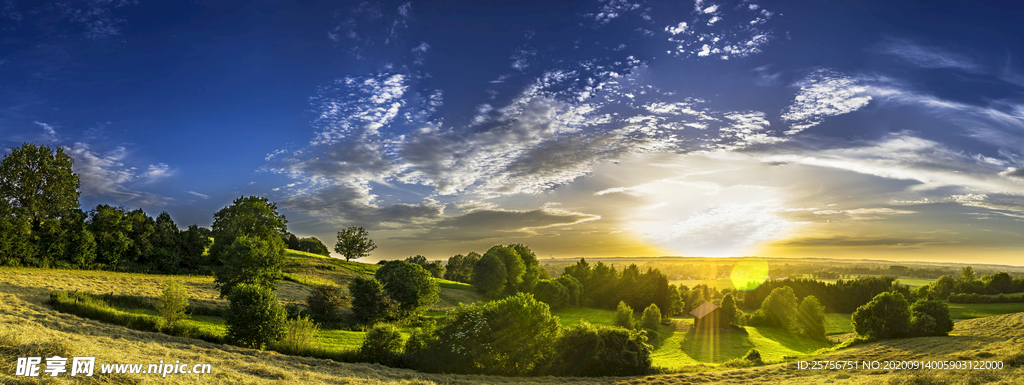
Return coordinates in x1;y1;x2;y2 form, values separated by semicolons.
444;251;481;283
210;196;288;262
89;204;134;269
472;252;507;297
0;143;80;224
376;260;439;317
410;293;560;375
210;196;287;296
215;235;285;297
852;291;911;339
334;226;376;261
484;245;525;295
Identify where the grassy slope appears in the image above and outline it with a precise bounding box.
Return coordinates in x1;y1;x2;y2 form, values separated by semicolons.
5;265;1024;383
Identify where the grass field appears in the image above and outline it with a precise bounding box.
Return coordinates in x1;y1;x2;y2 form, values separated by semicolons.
825;313;853;335
946;301;1024;319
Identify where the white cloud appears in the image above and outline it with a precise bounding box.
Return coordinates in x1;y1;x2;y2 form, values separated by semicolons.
641;202;791;257
143;163;174;182
879;38;981;72
65;143;170;206
665;22;688;35
781;69;873;134
33;121;57;142
185;191;209;199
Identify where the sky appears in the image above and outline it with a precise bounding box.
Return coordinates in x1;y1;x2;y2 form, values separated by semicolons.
3;0;1024;265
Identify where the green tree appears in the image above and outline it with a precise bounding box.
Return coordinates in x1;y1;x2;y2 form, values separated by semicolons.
157;280;190;328
852;291;911;339
509;243;541;293
0;215;34;267
334;226;376;262
444;252;480;283
414;293;560;375
472;252;507;297
359;324;403;364
930;275;956;299
719;293;739;323
549;322;652;376
641;303;662;330
209;196;288;262
306;285;349;325
348;276;395;324
533;279;569;309
484;245;525;295
909;300;954;337
959;266;977;283
614;301;635;329
0;143;80;225
225;283;287;350
556;274;582;306
375;260;439;318
88;204;134;269
150;212;183;272
297;237;330;256
215;235;285;297
795;295;827;340
179;224;211;272
125;208;155;268
760;286;799;331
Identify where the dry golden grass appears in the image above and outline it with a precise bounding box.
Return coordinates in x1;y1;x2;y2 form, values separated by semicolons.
2;267;1024;384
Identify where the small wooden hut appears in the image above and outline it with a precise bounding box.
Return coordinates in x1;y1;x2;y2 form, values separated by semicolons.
689;302;731;331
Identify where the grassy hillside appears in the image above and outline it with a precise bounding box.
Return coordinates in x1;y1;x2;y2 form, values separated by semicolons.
4;266;1024;383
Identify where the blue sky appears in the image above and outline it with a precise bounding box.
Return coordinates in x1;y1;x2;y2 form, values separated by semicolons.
4;0;1024;264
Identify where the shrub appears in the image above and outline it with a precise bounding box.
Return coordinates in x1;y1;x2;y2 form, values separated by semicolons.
275;315;320;354
614;301;636;329
415;293;560;375
359;324;403;364
533;279;569;309
156;280;190;328
375;261;440;318
909;300;953;337
306;285;348;325
348;276;395;324
548;322;652;376
641;303;662;330
743;349;763;365
225;283;287;350
852;291;911;339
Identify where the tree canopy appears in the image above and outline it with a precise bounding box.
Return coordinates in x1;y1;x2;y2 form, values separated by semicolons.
375;260;439;317
334;226;376;261
210;196;287;261
0;143;80;223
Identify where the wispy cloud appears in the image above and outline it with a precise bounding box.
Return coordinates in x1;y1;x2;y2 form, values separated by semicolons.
65;142;171;206
878;38;981;72
33;121;58;142
185;191;209;199
143;163;174;182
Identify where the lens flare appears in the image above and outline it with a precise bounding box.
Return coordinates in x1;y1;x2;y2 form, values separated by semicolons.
731;258;769;291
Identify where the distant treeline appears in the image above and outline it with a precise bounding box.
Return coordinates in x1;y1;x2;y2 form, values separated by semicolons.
742;276;907;313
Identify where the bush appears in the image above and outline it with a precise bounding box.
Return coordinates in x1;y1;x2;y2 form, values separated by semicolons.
614;301;636;329
48;290;223;343
533;279;569;309
909;300;953;337
641;303;662;330
348;276;395;325
215;235;285;297
548;322;652;376
156;280;190;328
274;315;320;354
743;349;763;365
414;293;560;375
359;324;403;364
306;285;348;325
225;284;287;350
375;261;440;318
852;291;911;339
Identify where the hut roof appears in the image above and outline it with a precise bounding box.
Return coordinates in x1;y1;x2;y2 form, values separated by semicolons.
689;302;719;319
